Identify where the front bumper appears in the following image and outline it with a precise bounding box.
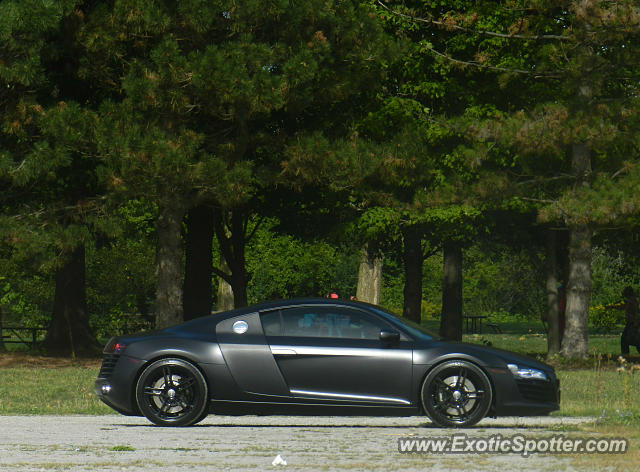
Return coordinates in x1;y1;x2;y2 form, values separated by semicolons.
490;367;560;416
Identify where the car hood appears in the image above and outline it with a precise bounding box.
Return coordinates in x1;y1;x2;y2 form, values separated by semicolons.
417;339;554;372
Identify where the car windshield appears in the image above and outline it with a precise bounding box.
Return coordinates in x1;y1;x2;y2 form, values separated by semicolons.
369;306;438;340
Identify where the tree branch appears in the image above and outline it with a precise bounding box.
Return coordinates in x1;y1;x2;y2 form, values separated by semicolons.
211;266;232;285
514;174;576;185
213;213;234;267
246;215;265;243
425;45;562;78
518;196;558;204
377;1;570;41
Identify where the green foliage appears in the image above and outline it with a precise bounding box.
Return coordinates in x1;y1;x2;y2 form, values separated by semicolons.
2;0;640;354
83;0;393;210
0;250;53;327
590;246;638;307
86;239;155;339
462;244;545;319
0;0;78;86
246;220;359;303
0;275;50;327
421;300;440;320
589;304;624;334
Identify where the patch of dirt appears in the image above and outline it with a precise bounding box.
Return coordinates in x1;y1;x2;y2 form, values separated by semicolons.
0;352;101;369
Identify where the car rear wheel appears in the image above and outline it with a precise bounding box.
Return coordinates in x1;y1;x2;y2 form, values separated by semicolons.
421;360;492;427
136;358;208;426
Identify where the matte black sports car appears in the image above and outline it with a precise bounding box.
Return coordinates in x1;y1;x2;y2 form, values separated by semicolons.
95;299;559;427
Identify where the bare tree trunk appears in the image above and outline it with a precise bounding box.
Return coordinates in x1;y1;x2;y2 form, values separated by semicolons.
546;229;561;355
440;241;463;341
558;230;569;343
356;244;383;304
216;255;234;311
44;244;99;356
560;225;592;358
155;202;185;329
402;226;423;323
183;205;214;320
561;143;592;358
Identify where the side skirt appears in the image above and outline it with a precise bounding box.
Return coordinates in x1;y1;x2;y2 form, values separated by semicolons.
208;400;421;417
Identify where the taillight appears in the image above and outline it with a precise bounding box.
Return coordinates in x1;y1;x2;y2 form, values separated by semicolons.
104;337;128;354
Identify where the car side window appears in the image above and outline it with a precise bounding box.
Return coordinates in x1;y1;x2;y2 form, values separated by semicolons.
261;310;283;336
260;307;390;340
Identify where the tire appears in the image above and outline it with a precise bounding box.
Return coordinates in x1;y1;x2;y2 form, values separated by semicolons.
136;358;208;427
192;407;210;426
421;360;492;427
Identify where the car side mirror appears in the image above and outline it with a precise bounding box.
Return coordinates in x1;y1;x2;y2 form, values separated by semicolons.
379;330;400;343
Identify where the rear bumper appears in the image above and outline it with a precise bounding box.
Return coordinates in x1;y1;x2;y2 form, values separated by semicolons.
95;355;145;416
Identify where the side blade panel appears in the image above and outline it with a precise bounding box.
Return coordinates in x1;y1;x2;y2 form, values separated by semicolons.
216;312;289;396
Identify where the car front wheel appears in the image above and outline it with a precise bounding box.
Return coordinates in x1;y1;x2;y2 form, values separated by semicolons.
421;360;492;427
136;358;208;426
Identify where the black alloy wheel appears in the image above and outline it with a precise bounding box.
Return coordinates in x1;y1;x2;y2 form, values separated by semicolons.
136;358;208;426
421;360;492;427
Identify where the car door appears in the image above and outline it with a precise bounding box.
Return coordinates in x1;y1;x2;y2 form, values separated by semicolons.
261;305;414;405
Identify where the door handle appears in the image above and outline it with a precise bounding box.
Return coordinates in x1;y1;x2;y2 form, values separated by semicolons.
271;348;298;356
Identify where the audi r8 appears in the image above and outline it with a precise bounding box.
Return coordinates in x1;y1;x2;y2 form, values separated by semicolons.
95;299;559;427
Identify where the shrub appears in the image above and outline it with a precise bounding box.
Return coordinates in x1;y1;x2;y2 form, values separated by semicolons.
589;303;624;333
421;300;440;320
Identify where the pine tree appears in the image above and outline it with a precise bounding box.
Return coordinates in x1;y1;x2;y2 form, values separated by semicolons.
1;0;105;355
380;0;640;356
76;0;391;325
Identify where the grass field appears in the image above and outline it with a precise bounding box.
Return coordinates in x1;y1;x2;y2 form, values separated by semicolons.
0;357;111;415
2;340;638;470
1;347;639;422
418;319;631;361
1;318;638;420
0;365;638;418
0;366;111;415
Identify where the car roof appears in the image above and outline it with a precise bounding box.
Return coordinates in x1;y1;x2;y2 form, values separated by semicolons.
172;298;391;331
216;298;379;315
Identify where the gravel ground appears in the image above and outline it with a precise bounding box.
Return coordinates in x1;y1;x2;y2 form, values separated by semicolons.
0;415;627;471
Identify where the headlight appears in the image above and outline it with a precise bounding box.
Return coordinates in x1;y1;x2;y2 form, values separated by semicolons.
507;364;548;380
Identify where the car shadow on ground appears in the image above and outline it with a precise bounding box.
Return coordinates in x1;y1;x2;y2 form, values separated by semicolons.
113;422;555;430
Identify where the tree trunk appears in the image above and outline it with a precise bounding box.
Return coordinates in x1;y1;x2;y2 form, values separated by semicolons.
356;244;383;305
216;255;234;311
402;226;423;323
557;230;570;343
230;265;248;308
546;229;561;355
560;142;592;358
213;210;249;309
43;244;99;356
155;202;185;329
183;205;214;321
0;306;5;352
560;225;592;358
440;241;463;341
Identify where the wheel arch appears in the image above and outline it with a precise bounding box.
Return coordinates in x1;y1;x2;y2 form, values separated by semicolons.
130;352;212;416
